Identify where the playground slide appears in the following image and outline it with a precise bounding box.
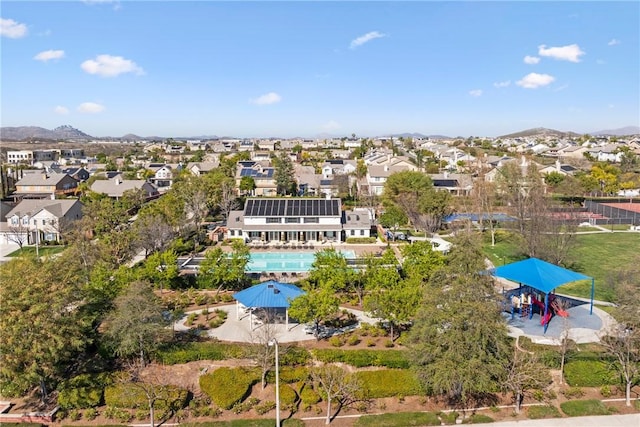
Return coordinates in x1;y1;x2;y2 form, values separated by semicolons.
551;300;569;317
531;295;545;311
540;312;552;326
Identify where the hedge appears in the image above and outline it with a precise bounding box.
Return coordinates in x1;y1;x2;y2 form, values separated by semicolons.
354;369;424;398
57;373;113;409
564;359;617;387
345;237;377;244
180;420;304;427
266;366;309;384
103;383;188;411
299;385;321;405
311;349;409;368
155;342;246;364
279;384;299;410
199;367;258;410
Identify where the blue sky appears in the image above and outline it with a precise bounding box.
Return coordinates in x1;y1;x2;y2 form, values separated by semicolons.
1;1;639;138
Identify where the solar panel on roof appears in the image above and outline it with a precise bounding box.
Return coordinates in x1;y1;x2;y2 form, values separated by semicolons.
320;201;326;216
258;200;266;216
292;200;300;216
245;199;254;215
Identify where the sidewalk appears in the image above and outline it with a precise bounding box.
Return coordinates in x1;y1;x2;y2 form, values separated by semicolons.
0;242;19;263
486;413;639;427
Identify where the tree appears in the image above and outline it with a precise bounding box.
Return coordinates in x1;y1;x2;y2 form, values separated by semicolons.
365;276;420;341
400;241;445;283
502;343;550;413
196;240;250;292
378;205;407;241
103;281;171;367
133;213;176;258
310;365;363;424
273;151;296;195
307;248;357;293
496;160;549;258
601;260;640;406
141;250;179;292
383;171;434;230
6;221;30;251
353;249;397;307
239;176;256;196
216;180;239;222
472;173;499;247
406;233;511;407
288;287;339;340
0;256;90;398
246;317;278;389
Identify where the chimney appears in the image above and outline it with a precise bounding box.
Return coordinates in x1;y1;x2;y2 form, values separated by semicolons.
384;165;389;172
555;159;561;172
444;171;448;179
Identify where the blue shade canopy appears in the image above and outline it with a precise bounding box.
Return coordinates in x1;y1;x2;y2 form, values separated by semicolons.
233;281;305;308
492;258;591;294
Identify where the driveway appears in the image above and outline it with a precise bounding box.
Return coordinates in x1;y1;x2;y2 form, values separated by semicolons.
0;242;19;263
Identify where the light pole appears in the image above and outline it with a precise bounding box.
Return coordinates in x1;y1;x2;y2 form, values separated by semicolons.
268;338;280;427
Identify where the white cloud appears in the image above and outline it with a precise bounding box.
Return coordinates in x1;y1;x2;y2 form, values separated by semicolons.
81;54;144;77
54;106;69;115
249;92;282;105
493;80;511;88
323;120;341;131
469;89;483;97
523;55;540;64
77;102;105;113
538;44;585;62
607;39;620;46
350;31;386;49
34;49;65;62
1;18;28;38
516;73;555;89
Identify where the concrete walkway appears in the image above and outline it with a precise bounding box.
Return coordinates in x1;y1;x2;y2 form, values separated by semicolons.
0;242;19;263
174;304;380;343
485;413;639;427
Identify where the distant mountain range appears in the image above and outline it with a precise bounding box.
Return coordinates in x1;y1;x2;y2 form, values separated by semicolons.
1;124;638;142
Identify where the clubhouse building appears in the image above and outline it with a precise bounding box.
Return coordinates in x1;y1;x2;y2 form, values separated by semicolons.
226;197;371;244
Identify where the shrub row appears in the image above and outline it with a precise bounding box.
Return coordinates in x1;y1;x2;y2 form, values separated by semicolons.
103;383;188;411
199;368;258;410
354;369;424;398
311;349;409;369
527;405;561;419
345;237;377;244
155;342;246;364
57;373;113;409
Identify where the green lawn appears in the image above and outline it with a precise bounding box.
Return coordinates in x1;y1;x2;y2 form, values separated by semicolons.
483;232;639;302
7;245;67;257
563;233;639;301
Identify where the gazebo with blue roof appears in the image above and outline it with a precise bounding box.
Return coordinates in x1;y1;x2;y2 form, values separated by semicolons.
492;257;594;333
233;280;305;329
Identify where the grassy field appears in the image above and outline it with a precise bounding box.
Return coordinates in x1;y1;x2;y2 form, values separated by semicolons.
7;245;67;257
483;231;639;302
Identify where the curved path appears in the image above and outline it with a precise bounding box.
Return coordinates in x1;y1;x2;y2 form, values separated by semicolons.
174;304;380;343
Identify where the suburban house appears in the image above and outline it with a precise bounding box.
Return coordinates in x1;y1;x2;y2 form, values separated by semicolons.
586;144;624;162
59;167;90;182
539;160;579;176
321;159;357;178
2;199;83;245
14;172;79;198
144;163;180;189
364;163;411;196
429;172;474;196
235;161;277;196
90;176;159;200
226;197;344;244
186;161;220;176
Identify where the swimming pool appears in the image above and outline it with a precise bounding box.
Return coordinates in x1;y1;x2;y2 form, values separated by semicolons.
246;250;357;273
